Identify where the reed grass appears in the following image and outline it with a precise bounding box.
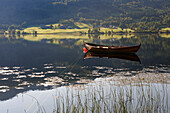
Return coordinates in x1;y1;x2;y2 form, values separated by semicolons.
50;81;169;113
26;70;170;113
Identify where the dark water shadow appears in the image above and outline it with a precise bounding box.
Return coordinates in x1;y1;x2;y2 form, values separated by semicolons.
84;51;141;63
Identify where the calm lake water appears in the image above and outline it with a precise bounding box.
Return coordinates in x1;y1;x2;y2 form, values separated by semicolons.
0;34;169;113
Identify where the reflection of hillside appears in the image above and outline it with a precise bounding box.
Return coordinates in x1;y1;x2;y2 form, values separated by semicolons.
159;33;170;38
4;33;136;44
0;34;169;101
3;33;170;46
87;34;170;65
0;34;169;65
1;34;170;65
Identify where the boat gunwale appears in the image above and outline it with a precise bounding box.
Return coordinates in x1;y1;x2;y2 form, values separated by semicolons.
84;42;141;53
84;42;141;49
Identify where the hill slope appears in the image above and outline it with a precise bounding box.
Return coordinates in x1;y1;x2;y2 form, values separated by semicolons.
0;0;169;28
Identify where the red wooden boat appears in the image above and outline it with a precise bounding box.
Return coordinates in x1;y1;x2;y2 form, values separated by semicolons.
84;42;141;53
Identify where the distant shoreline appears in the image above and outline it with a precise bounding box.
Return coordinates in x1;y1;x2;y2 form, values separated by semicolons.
1;31;169;35
0;31;170;35
2;22;170;35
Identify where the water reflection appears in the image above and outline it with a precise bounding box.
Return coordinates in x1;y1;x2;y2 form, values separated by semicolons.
0;34;169;102
84;51;141;63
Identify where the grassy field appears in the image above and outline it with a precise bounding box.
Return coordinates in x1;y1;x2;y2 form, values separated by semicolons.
100;27;134;33
21;22;92;34
22;27;134;35
14;22;169;35
23;27;89;34
74;22;93;28
19;22;136;34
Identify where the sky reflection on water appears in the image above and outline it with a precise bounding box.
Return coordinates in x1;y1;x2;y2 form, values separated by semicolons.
0;34;169;112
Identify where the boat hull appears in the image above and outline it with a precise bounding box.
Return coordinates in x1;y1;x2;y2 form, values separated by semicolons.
84;42;141;53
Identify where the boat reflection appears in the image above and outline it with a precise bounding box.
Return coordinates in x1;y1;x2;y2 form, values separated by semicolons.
84;51;141;63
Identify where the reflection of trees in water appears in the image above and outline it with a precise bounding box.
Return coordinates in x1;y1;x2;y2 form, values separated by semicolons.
0;34;169;101
97;34;170;65
0;34;169;63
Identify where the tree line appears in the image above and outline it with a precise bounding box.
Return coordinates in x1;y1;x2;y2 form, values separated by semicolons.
0;0;169;33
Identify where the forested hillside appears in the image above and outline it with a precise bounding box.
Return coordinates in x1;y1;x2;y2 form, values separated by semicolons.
0;0;169;30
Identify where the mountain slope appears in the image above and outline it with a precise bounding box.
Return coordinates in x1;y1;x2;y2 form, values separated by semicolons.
0;0;169;28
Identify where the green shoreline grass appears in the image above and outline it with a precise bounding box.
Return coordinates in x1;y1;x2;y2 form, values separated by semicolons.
31;79;169;113
4;22;170;35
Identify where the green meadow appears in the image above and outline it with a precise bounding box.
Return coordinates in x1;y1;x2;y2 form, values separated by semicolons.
16;22;135;35
17;22;169;35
